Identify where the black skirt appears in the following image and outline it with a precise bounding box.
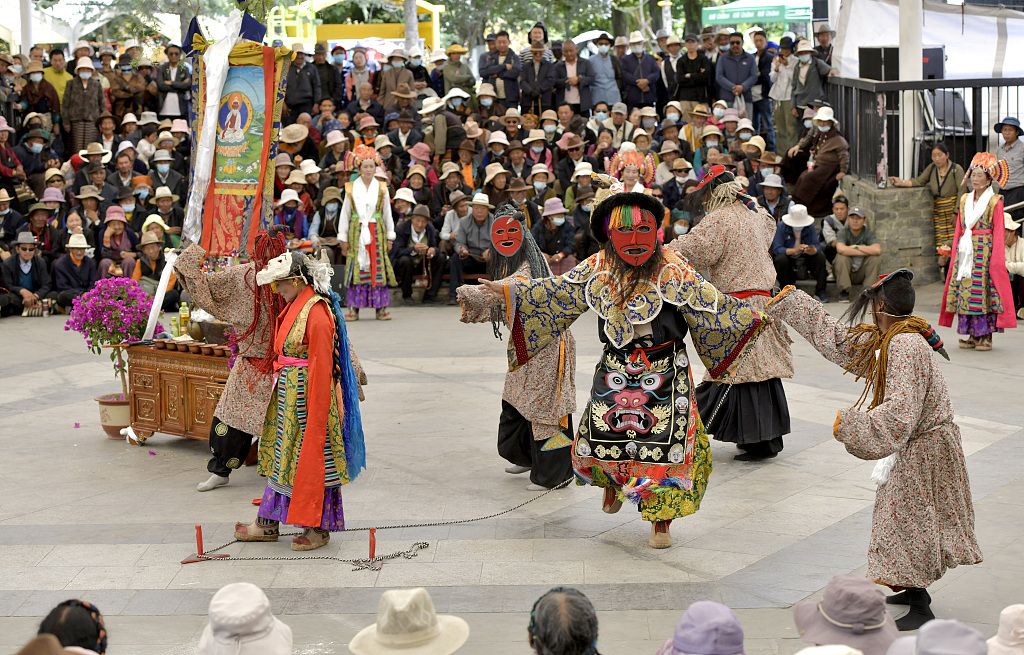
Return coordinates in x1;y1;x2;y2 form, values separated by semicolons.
696;378;791;446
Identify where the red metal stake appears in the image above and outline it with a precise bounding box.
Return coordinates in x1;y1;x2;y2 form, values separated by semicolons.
195;524;204;556
181;523;231;564
369;528;377;560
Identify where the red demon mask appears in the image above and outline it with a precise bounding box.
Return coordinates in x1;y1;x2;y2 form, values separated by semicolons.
608;206;657;266
491;216;524;257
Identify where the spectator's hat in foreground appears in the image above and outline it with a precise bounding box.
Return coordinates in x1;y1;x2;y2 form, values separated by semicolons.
15;232;38;246
300;158;322;175
614;36;629;47
449;190;471;208
759;151;782;165
40;187;65;204
502;108;522;124
104;206;128;224
142;214;171;233
745;135;766;155
523;129;546;145
321;186;342;205
27;203;52;218
464;121;483;139
430;49;447;63
440;161;461;178
75;56;95;71
782;204;814;228
45;167;63;182
470;193;494;209
794;575;897;654
411;204;431;220
419;96;446;116
484;163;510;185
153;186;179;203
658;600;744;655
197;582;292;655
115;140;136;156
349;588;468;655
542;197;567;217
276;189;300;207
672;158;692;172
701;124;723;140
629;31;645;44
408;142;433;162
813;106;840;125
989;604;1024;655
659;140;680;155
138;231;162;249
66;233;90;250
477;82;497;98
445;87;471;101
508;177;531;193
406;164;428;180
796;39;815;53
848;206;867;218
0;189;12;203
79;141;112;163
357;116;379;132
0;116;14;134
886;620;986;655
171;119;190;134
458;139;478;153
611;102;628;115
487;131;510;146
761;173;785;189
75;185;104;201
138;111;160;126
573;162;594;179
374;135;395;151
445;43;468;56
280;123;309;143
393;82;417;99
120;112;139;127
325;130;346;147
994;116;1024;136
394;187;417;205
152;149;175;163
556;132;583;150
816;23;836;35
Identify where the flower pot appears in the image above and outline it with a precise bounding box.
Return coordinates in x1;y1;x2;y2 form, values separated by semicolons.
96;393;131;439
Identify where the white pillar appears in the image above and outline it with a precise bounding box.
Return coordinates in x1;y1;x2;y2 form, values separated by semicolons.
898;0;923;178
19;0;33;55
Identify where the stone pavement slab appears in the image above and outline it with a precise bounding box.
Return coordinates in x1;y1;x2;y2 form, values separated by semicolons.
0;282;1022;652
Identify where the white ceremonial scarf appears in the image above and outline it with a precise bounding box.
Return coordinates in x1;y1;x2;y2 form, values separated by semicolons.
351;176;380;272
956;186;993;280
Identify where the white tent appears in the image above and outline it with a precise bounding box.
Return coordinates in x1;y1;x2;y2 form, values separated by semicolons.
834;0;1024;78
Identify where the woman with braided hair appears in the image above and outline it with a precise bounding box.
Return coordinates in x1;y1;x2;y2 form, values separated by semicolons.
476;184;766;548
766;270;981;631
457;202;576;490
174;227;288;493
233;251;367;551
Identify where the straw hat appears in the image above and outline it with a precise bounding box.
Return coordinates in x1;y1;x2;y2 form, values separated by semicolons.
690;103;711;117
523;129;546;145
419;97;446;115
66;233;90;249
300;159;322;175
285;170;308;186
349;588;468;655
79;142;112;164
276;189;301;206
470;193;494;208
701;125;723;140
445;43;468;55
484;162;509;185
796;39;815;53
138;231;163;248
279;123;309;144
671;158;692;172
153;186;180;202
142;215;171;233
628;30;645;44
406;164;428;180
502;108;521;123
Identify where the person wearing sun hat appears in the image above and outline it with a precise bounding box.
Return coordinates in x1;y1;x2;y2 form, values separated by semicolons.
989;605;1024;655
377;48;414;108
149;149;185;200
62;56;105;152
787;105;849;216
473;181;767;547
768;269;980;631
131;230;180;310
349;588;468;655
197;583;293;655
0;232;55;316
791;39;834;114
656;600;745;655
441;43;475;100
51;230;97;312
793;576;898;653
772;203;828;301
993;116;1024;220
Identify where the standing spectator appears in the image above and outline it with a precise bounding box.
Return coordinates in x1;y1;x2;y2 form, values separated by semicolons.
311;43;344;109
770;36;799;154
406;45;429;91
833;207;882;302
1006;212;1024;318
715;32;756;107
20;62;61;131
554;39;592;116
479;31;521;111
1;232;54;316
479;32;497;72
788;106;848;216
441;44;475;99
378;48;414;108
677;35;711;115
588;32;622;108
43;49;74;108
773;204;828;302
110;55;146;124
888;142;965;273
814;23;835;65
62;57;104;152
750;29;775;152
791;40;833;114
519;43;557;115
519;21;554;63
344;48;375;103
52;233;97;313
993;116;1024;221
284;44;321;125
156;44;191;121
620;31;659;109
391;204;446;304
659;35;684;107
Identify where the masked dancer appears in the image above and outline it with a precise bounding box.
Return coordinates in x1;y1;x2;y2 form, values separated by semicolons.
478;183;766;548
234;251;367;551
174;228;287;492
767;270;981;630
457;202;576;490
670;166;793;460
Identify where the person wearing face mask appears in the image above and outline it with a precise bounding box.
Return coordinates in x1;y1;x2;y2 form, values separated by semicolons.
570;187;600;259
18;62;61;132
620;31;659;110
62;57;105;152
475;83;506;121
787;106;849;216
531;197;577;275
523;130;552;171
661;157;694;209
588;33;622;107
429;162;472;219
148;149;185;201
13;129;57;196
109;55;146;124
377;48;414;108
519;42;557;115
692;124;723;172
769;36;800;154
328;45;349;104
309;43;344;109
790;40;835;118
284;44;322;126
440;44;475;100
528;164;556;205
308;186;345;262
444;87;472;120
747;149;779;196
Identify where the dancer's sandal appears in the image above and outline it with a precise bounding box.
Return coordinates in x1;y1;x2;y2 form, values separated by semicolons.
375;309;392;321
958;337;976;349
974;336;992;351
601;487;622;514
345;310;359;321
234;521;279;542
291;528;330;551
649;520;673;549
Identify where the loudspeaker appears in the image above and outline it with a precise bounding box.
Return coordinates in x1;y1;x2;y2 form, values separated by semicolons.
859;46;945;80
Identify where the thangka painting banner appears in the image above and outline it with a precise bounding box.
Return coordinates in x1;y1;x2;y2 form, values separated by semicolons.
191;42;288;256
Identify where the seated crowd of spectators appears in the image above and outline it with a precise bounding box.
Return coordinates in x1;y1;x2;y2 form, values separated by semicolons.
16;579;1024;654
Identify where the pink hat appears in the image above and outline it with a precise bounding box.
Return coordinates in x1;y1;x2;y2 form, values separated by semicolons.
0;116;14;133
407;142;431;162
324;130;346;147
40;188;65;203
104;205;127;224
170;118;189;134
721;108;740;122
542;197;567;217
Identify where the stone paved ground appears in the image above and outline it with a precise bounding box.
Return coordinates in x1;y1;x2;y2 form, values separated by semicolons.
0;283;1022;654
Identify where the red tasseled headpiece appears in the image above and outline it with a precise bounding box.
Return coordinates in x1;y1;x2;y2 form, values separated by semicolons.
238;228;288;374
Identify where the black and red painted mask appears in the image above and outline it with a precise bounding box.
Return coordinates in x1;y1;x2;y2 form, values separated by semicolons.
491;216;524;257
608;207;657;266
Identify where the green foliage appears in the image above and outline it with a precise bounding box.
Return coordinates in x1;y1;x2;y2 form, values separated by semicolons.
317;0;410;24
439;0;615;47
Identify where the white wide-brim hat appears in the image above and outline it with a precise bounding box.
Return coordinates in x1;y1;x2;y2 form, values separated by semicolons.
349;588;469;655
782;204;814;228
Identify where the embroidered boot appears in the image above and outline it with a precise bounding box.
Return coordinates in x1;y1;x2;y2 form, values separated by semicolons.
649;520;672;549
895;587;936;631
234;519;279;542
292;528;330;551
601;487;622;514
887;587;931;606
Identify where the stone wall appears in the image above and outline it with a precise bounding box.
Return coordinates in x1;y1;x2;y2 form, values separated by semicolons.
839;175;942;284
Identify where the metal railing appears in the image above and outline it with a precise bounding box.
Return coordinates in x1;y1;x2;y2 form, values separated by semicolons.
827;76;1024;182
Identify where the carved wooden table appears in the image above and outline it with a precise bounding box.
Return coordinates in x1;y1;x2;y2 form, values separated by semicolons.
126;344;229;445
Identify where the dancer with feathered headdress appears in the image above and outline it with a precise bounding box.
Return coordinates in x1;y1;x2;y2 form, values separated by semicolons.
234;250;368;552
339;144;397;321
